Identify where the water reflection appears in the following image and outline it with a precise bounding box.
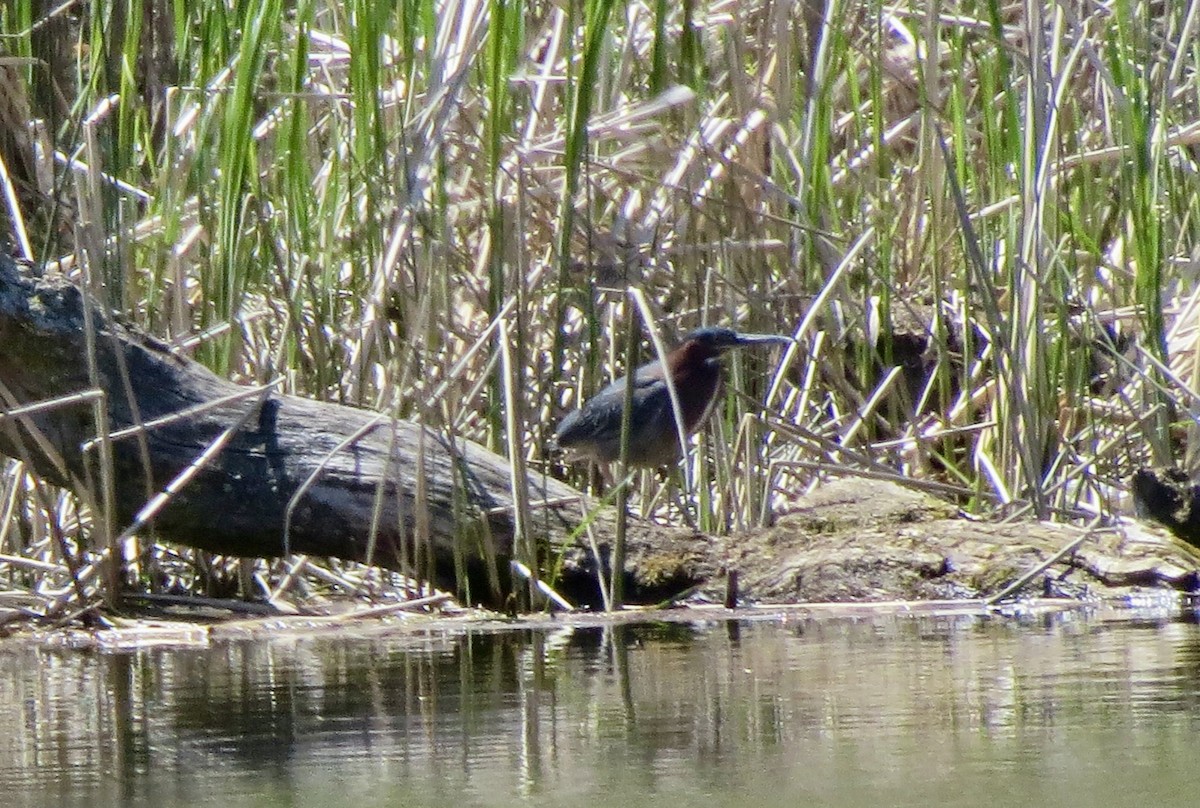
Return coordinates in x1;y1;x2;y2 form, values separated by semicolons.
3;612;1200;807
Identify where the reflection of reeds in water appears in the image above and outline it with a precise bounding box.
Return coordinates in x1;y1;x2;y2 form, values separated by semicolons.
1;1;1199;619
4;617;1198;802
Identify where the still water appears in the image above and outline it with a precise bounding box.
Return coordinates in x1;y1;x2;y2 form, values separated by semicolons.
2;609;1199;808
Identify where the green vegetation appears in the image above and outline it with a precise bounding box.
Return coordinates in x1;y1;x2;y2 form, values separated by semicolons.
0;0;1195;618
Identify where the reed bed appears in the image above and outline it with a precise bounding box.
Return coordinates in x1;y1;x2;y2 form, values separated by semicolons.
0;0;1198;621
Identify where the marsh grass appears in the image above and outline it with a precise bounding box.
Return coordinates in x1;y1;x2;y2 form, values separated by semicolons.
1;0;1199;618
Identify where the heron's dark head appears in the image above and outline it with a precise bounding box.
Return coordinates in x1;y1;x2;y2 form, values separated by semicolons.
680;327;793;356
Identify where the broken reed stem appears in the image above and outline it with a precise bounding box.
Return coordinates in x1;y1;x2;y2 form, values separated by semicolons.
113;385;275;548
986;517;1102;605
611;301;640;610
0;389;105;425
499;319;537;607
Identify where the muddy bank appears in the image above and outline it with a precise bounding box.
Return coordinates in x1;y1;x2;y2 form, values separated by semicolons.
710;477;1200;604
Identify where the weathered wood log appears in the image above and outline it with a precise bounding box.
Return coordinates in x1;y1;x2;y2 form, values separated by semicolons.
0;251;707;608
8;249;1196;612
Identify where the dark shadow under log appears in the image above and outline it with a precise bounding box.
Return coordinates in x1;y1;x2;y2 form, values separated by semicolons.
0;252;708;608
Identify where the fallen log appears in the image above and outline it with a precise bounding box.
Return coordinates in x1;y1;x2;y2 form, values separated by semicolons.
7;250;1197;614
0;251;707;608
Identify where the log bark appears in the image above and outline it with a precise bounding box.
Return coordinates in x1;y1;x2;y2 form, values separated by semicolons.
0;252;706;608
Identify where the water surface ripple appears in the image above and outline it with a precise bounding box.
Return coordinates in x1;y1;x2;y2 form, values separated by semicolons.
3;611;1200;807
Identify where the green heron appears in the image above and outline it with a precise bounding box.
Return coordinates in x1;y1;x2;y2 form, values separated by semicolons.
554;326;792;468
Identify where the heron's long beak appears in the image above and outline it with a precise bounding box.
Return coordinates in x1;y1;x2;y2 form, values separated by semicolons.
732;333;794;347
